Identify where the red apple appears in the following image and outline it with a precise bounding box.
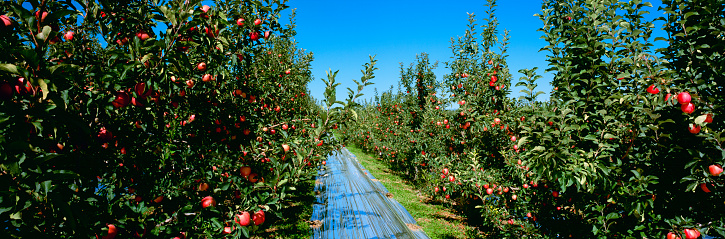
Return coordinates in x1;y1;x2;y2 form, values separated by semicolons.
202;74;213;82
134;82;147;97
1;15;12;27
153;196;164;203
252;210;265;225
116;37;129;45
102;224;118;239
249;31;261;41
0;82;13;100
677;92;691;104
14;77;34;96
198;182;209;191
240;166;251;177
709;164;723;176
681;103;695;114
64;31;74;41
248;173;259;183
689;124;701;134
136;31;150;40
683;228;700;239
98;127;113;142
35;11;48;22
201;196;216;208
131;97;144;107
646;84;659;94
197;62;207;71
112;91;131;108
235;211;251;226
704;114;713;123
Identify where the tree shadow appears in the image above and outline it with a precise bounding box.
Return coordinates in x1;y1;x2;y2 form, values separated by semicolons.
252;179;316;239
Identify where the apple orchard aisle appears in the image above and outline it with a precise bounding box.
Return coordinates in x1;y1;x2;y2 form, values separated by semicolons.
309;148;429;239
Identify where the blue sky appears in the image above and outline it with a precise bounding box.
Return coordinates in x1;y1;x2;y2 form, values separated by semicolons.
283;0;669;104
23;0;665;104
284;1;554;103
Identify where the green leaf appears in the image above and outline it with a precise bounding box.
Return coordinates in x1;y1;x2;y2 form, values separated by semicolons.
0;64;19;74
34;78;50;99
277;179;288;187
41;25;52;40
694;114;707;125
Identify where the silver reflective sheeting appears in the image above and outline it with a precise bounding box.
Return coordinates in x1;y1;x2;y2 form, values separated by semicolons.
310;148;429;239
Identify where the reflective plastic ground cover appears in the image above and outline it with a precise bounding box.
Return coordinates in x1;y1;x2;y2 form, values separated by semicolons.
310;148;429;239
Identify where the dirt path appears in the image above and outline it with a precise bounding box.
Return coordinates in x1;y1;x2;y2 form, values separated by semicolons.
310;148;428;239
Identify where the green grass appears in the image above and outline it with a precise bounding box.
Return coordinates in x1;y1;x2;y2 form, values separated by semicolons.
251;179;315;239
348;146;481;239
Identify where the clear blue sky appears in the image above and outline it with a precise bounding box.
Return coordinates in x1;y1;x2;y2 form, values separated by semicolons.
283;0;668;104
283;0;554;103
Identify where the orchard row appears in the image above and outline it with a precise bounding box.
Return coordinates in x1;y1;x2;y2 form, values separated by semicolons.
0;0;373;238
340;0;723;238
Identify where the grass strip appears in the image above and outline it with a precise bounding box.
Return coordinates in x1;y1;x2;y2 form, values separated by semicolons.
251;179;315;239
347;146;481;239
